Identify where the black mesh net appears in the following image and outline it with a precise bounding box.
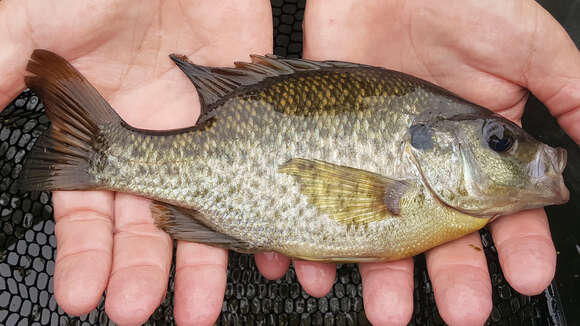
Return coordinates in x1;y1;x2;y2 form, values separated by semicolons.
0;0;575;325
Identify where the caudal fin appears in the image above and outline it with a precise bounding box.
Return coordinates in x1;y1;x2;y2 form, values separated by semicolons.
21;49;122;191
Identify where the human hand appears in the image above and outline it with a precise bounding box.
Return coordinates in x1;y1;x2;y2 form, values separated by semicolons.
0;1;272;325
276;1;579;325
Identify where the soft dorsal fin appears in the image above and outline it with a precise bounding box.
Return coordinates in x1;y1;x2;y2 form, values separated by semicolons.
169;54;364;122
279;159;411;225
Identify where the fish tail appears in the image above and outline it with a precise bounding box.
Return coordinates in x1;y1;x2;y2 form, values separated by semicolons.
20;49;122;191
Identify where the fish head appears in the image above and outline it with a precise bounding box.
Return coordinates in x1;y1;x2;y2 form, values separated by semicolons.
408;111;569;217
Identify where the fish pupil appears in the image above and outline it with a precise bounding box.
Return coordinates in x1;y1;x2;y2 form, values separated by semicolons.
488;134;513;152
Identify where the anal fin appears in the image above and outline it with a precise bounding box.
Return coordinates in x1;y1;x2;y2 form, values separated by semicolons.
151;201;256;253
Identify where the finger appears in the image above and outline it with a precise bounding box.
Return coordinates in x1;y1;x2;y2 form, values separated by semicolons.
255;252;291;280
489;209;556;295
0;1;32;109
173;242;228;326
52;191;113;315
359;259;414;326
293;260;336;297
523;2;580;143
303;0;392;63
426;232;492;326
105;194;173;325
176;0;274;63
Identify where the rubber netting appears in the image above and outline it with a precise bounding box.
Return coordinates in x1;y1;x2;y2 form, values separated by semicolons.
0;0;571;325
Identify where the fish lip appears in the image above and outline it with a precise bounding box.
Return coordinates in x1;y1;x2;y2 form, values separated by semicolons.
537;146;569;204
556;147;567;173
529;145;568;184
543;145;567;174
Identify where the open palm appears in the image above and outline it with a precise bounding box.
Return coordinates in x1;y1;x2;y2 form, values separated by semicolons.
3;1;579;326
0;1;272;325
298;0;580;325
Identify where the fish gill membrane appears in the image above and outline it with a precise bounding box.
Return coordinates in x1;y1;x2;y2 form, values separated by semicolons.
18;49;569;262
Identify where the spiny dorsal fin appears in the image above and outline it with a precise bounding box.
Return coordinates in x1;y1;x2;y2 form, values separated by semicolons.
151;201;257;253
279;158;410;225
169;54;366;122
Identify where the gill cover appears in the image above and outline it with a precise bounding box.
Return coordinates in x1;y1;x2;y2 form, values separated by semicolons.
408;118;481;214
408;109;568;218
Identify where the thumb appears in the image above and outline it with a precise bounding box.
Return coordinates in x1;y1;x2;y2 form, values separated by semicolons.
525;2;580;144
0;1;33;110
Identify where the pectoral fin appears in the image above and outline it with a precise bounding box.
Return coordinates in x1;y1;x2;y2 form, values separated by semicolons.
151;201;255;253
279;159;409;225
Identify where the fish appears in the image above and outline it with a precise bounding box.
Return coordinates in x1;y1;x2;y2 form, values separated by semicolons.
20;49;569;262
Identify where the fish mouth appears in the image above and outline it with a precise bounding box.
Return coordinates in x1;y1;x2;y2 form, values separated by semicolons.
544;146;568;203
547;146;567;174
528;145;569;206
462;145;570;218
555;147;567;173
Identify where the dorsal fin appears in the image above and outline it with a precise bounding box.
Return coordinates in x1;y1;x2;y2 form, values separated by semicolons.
169;54;366;122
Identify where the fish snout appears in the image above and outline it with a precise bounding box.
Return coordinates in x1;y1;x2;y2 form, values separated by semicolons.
532;145;567;176
530;145;569;204
554;147;567;174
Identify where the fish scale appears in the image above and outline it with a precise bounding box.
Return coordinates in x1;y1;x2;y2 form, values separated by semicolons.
87;66;486;260
20;50;567;262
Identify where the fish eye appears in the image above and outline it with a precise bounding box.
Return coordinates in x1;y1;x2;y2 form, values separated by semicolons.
484;122;514;153
488;134;513;152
